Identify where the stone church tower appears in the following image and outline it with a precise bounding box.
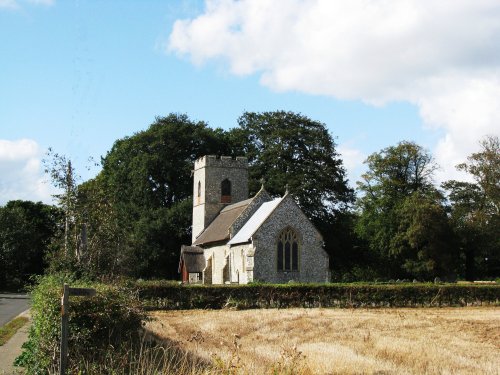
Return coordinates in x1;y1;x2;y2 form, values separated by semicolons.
191;155;248;242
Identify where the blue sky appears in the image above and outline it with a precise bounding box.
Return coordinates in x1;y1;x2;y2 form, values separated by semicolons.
1;0;498;204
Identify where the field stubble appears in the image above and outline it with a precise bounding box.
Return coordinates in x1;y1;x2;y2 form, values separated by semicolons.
147;307;500;374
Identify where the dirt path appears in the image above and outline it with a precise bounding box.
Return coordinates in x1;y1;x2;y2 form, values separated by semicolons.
148;307;500;374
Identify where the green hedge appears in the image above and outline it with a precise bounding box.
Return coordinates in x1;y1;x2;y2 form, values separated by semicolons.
16;275;146;374
137;281;500;310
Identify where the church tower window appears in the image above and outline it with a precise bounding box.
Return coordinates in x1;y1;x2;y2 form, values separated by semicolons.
197;181;201;204
277;227;299;271
221;179;232;203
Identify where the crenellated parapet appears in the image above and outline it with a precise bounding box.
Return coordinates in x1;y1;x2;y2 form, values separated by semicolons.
194;155;248;170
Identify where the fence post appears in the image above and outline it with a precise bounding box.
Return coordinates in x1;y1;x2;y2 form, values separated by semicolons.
60;283;69;375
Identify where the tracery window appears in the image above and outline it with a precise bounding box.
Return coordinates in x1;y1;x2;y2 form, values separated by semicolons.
277;227;299;271
221;179;232;203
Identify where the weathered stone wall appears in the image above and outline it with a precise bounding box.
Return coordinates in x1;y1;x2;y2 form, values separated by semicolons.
203;244;227;284
252;195;330;283
228;243;254;284
192;155;248;242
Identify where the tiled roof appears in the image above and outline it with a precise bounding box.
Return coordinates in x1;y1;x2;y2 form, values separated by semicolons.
193;198;253;245
179;245;205;273
227;197;283;245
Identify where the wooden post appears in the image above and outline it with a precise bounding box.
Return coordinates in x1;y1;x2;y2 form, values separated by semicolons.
59;284;96;375
60;283;69;375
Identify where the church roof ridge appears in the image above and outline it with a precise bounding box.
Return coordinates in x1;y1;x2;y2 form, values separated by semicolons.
220;197;254;213
228;196;284;246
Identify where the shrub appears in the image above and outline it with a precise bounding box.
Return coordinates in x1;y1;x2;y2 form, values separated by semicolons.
16;274;146;374
137;281;500;310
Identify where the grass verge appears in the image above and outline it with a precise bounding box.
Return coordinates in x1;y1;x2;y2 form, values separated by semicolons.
0;316;29;346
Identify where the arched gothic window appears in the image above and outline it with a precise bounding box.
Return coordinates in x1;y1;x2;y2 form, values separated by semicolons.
277;227;299;271
197;181;201;204
221;179;232;203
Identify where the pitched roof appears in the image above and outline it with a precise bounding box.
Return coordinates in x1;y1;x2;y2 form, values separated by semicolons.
193;198;253;246
227;197;283;245
178;245;205;273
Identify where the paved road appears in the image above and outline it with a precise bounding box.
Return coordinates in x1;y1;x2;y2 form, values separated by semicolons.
0;294;30;327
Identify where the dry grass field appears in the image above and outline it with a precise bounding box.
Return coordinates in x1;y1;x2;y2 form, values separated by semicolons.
147;307;500;374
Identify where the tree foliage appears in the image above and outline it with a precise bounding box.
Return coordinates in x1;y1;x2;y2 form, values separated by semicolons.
228;111;354;272
29;113;498;282
231;111;353;221
0;201;61;290
43;148;80;259
92;114;229;278
442;135;500;280
356;141;454;279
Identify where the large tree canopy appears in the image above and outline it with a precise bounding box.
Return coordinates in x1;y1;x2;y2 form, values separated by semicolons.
7;114;497;282
227;111;354;273
230;111;354;221
442;135;499;280
356;141;454;279
0;200;61;290
91;114;229;278
101;114;229;209
75;111;354;279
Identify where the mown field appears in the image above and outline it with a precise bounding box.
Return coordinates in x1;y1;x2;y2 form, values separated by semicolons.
147;307;500;374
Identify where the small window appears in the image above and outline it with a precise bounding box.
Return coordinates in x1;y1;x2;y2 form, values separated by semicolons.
197;181;201;204
221;179;231;203
277;227;299;271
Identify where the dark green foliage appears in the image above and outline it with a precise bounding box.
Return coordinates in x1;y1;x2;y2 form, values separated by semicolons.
0;200;61;291
137;281;500;310
229;111;354;273
102;114;229;209
72;174;126;278
16;275;146;374
442;135;500;280
90;114;229;279
79;111;355;280
231;111;354;220
356;141;456;279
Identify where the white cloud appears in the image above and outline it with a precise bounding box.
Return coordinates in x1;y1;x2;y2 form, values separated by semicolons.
337;143;366;186
0;139;55;205
0;0;18;9
0;0;54;9
27;0;54;5
168;0;500;183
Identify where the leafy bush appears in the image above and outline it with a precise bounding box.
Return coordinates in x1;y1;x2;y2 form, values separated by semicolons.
137;280;500;310
16;274;146;374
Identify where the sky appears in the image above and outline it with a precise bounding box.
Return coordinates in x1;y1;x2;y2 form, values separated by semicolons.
1;0;499;205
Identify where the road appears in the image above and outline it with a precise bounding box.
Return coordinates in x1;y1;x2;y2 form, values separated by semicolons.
0;294;30;327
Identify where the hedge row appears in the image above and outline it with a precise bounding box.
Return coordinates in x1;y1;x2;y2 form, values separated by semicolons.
16;275;146;374
137;281;500;310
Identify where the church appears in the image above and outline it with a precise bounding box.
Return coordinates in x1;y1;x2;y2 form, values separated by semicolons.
179;155;330;284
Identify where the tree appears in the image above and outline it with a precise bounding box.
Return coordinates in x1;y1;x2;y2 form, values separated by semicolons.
356;141;454;279
95;113;230;278
231;111;353;221
74;174;126;278
442;135;500;280
0;200;61;290
395;192;457;279
229;111;354;272
89;111;355;278
457;135;499;216
43;148;79;259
